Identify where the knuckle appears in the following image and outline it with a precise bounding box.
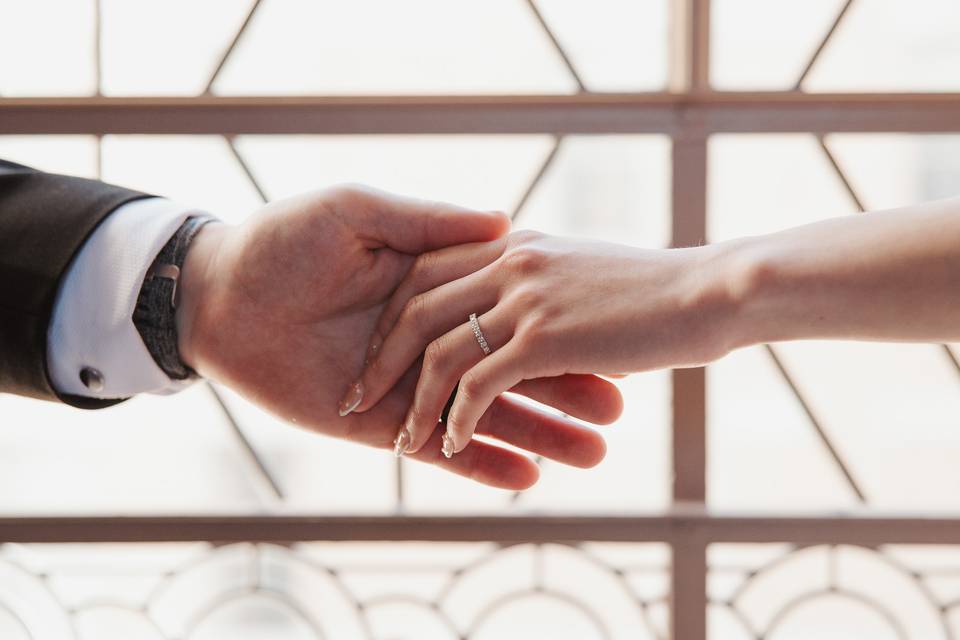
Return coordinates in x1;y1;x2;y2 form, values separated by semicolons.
457;372;485;404
398;294;428;328
409;251;439;283
422;339;448;374
323;182;367;204
501;245;548;275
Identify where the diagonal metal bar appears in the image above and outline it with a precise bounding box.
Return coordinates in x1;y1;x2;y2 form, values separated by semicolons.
795;0;857;89
224;136;270;202
942;345;960;378
93;0;103;96
93;0;103;178
818;135;867;212
523;0;587;93
95;135;102;180
764;344;867;503
204;382;284;500
395;457;405;510
204;0;265;95
510;136;563;222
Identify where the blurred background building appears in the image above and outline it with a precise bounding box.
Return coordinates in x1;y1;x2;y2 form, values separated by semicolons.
1;0;960;638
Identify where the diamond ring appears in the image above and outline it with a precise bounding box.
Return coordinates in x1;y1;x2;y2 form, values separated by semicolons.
469;313;491;356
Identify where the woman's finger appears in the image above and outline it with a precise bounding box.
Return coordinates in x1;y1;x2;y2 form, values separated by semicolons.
400;310;515;455
369;238;507;356
349;269;500;415
446;340;526;455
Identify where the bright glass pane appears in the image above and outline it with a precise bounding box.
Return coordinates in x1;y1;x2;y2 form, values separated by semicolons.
0;386;268;514
712;0;960;92
825;134;960;211
806;0;960;92
216;0;578;95
711;0;846;90
100;0;255;96
0;0;95;96
708;346;858;511
0;136;98;178
1;1;666;97
515;135;671;248
234;134;556;212
533;0;668;91
101;136;264;224
773;341;960;512
709;134;857;243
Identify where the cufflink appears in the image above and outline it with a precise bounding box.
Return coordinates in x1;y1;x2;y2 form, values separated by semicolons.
79;366;105;392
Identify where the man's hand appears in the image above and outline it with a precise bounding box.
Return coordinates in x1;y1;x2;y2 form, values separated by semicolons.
173;185;622;489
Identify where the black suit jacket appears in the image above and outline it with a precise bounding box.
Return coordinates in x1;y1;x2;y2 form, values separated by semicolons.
0;160;152;407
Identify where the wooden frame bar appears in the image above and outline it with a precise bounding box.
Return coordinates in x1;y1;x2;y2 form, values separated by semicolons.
2;93;960;135
669;2;710;635
1;512;959;545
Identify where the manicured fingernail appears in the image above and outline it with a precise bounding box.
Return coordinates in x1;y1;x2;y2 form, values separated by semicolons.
441;431;455;459
338;381;363;416
393;427;411;457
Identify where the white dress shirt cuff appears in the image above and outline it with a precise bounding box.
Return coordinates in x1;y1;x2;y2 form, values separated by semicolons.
47;198;209;399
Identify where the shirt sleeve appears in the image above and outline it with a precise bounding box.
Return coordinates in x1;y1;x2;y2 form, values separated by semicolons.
46;198;211;399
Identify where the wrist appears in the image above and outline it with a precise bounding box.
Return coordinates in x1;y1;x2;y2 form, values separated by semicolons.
714;231;809;351
176;222;228;374
680;240;757;357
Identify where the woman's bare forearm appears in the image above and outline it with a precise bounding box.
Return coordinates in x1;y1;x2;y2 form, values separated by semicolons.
724;197;960;349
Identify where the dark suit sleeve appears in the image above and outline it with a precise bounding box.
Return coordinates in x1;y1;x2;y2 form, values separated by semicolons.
0;159;154;407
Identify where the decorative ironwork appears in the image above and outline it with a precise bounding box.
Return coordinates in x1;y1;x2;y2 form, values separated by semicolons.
710;543;960;639
0;542;669;639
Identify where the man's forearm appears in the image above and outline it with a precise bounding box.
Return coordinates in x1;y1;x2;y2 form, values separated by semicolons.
725;197;960;349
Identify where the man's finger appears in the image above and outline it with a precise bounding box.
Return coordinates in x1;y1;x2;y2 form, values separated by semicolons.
362;187;511;253
479;394;607;469
511;374;624;425
406;424;540;490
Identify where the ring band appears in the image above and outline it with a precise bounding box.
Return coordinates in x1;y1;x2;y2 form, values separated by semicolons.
469;313;492;356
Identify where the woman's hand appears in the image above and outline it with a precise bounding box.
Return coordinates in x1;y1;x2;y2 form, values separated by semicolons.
343;195;960;460
348;230;740;457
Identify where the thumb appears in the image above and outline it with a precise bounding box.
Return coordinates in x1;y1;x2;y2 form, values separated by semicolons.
363;187;510;253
